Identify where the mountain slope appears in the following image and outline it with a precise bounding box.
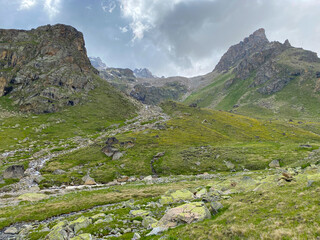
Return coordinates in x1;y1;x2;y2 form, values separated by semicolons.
185;29;320;119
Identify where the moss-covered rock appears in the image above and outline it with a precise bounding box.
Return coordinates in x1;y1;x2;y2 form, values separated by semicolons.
156;202;211;229
69;216;92;234
142;216;158;229
130;210;151;217
159;189;194;204
70;233;93;240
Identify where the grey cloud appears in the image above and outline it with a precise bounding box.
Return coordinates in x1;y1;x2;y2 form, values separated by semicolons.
0;0;320;77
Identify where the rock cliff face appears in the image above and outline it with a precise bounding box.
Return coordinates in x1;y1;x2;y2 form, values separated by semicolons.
0;24;98;113
214;28;269;72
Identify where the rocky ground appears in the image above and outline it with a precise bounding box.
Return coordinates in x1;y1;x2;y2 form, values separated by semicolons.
1;162;320;239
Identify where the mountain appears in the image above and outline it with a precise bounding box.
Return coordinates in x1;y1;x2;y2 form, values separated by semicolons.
89;56;107;70
133;68;155;78
185;28;320;119
0;24;100;113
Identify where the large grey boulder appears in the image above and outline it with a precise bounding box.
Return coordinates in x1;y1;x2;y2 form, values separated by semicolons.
3;165;24;179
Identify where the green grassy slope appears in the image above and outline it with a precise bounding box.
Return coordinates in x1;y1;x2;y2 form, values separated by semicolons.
184;48;320;119
0;76;137;179
40;101;320;187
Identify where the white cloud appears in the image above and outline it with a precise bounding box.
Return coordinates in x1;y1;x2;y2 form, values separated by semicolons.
119;0;187;41
18;0;37;10
17;0;61;19
101;0;117;13
119;26;128;33
44;0;61;19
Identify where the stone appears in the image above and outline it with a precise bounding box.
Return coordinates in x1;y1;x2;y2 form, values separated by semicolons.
195;188;207;198
224;161;235;170
69;216;92;233
156;202;211;230
210;202;224;214
53;169;66;175
146;226;168;236
46;221;69;240
132;232;141;240
90;213;106;221
70;233;93;240
307;180;315;187
82;175;96;185
3;165;24;179
142;216;158;229
159;189;194;205
130;210;150;217
143;175;153;181
280;172;293;182
105;137;119;146
112;152;124;160
102;146;117;157
4;227;18;234
269;160;280;168
154;152;165;158
17;193;49;201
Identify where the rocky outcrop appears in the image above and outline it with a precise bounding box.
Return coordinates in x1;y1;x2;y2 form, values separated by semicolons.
89;56;107;70
0;24;98;113
130;82;188;105
214;28;269;72
3;165;24;179
133;68;155;78
99;68;136;82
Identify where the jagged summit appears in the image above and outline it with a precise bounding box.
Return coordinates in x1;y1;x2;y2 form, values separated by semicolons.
89;56;107;70
214;28;269;72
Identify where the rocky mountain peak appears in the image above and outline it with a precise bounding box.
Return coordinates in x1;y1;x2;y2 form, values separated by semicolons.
0;24;98;113
89;56;107;70
214;28;269;72
133;68;155;78
250;28;267;40
284;39;291;47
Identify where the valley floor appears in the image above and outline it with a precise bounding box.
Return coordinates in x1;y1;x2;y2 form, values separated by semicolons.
0;165;320;239
1;101;320;239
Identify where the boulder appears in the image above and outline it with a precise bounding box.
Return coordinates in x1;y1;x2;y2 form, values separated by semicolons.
142;216;158;229
269;160;280;168
130;210;151;217
46;221;69;240
53;169;66;175
3;165;24;179
195;188;207;198
156;202;211;230
82;175;96;185
159;189;194;205
69;216;92;233
112;152;124;160
4;227;18;234
132;232;141;239
210;202;224;214
70;233;93;240
90;213;106;221
102;146;118;157
105;137;119;146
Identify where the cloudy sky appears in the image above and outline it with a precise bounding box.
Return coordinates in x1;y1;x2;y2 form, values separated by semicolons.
0;0;319;77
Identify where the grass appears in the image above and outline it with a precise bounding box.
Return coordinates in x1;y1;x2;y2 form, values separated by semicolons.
0;76;137;170
40;101;320;187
